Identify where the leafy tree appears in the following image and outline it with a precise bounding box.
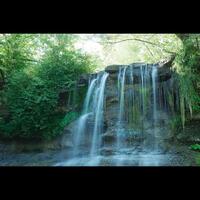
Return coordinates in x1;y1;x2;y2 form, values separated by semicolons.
0;34;36;81
0;34;97;140
173;34;200;128
90;34;181;65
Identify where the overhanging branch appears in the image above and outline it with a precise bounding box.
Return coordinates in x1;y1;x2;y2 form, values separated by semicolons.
101;38;176;55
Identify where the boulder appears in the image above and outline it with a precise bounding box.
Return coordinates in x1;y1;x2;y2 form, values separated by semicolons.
176;134;200;144
102;131;116;144
176;120;200;144
105;65;122;74
100;147;114;156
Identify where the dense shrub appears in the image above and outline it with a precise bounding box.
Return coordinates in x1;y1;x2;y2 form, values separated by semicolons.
173;34;200;128
0;46;96;140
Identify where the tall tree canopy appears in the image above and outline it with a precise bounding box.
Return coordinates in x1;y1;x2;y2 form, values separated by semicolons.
0;34;97;140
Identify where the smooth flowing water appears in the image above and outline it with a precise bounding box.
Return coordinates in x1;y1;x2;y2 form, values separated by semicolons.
115;64;159;154
152;65;158;124
56;63;187;166
72;77;98;157
71;72;109;159
90;72;109;156
117;66;128;149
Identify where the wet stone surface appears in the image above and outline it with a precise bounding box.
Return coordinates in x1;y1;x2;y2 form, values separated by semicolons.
0;139;199;166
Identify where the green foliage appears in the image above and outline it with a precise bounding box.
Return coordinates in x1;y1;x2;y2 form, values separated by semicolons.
92;34;181;65
190;144;200;152
0;69;59;139
169;115;182;133
60;112;79;128
0;34;97;140
173;34;200;128
0;34;35;77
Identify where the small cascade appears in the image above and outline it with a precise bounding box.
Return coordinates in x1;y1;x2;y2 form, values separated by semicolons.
73;113;91;157
83;78;97;114
139;64;150;132
152;65;158;124
115;64;160;153
117;66;128;149
72;78;97;156
72;71;109;158
90;72;109;156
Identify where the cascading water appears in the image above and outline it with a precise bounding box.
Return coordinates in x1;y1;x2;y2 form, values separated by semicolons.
115;64;160;153
140;65;144;117
72;78;97;157
57;61;184;166
72;72;109;159
73;113;90;156
152;65;158;124
90;72;109;156
83;78;97;114
117;66;128;149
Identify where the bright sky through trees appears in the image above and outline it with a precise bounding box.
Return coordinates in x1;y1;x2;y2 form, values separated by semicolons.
73;34;182;68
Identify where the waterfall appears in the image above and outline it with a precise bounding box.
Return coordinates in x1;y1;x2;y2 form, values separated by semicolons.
72;71;109;158
118;66;127;124
83;78;97;114
117;66;127;149
140;65;144;115
152;65;158;124
73;113;91;157
73;78;97;156
57;61;184;166
90;72;109;156
115;64;160;151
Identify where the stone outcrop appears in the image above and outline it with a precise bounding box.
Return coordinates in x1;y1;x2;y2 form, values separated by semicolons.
61;58;176;152
105;57;174;83
101;58;175;147
0;130;74;154
176;120;200;144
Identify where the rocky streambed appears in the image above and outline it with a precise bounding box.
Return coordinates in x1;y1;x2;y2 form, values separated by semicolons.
0;122;200;166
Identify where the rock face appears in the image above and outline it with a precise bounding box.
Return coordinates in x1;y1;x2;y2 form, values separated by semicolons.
102;58;175;148
61;57;176;152
100;147;114;156
0;131;74;154
105;58;174;84
176;120;200;144
101;131;117;147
